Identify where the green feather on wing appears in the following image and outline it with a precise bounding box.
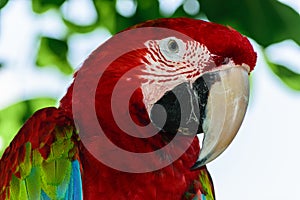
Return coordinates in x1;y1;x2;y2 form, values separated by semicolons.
0;108;82;200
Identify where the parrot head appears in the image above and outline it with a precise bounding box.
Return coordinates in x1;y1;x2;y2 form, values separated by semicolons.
67;18;256;172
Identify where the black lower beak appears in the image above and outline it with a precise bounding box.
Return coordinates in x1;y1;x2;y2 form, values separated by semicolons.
150;76;211;136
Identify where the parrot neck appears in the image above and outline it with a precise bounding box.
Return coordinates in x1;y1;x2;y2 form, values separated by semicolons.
78;136;204;199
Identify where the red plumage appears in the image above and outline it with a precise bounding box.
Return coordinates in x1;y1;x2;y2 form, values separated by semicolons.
0;18;257;200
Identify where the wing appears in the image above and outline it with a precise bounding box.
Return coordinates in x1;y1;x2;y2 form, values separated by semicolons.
0;107;82;200
184;169;215;200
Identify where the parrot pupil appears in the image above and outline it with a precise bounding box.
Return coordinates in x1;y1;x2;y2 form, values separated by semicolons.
167;39;179;53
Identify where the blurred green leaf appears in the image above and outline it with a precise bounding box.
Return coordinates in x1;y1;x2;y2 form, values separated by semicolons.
200;0;300;47
268;62;300;91
94;0;116;33
0;97;57;157
61;0;101;34
115;14;137;32
115;0;162;33
63;18;99;34
36;36;73;75
263;49;300;91
172;5;193;18
136;0;161;20
0;0;9;9
32;0;65;14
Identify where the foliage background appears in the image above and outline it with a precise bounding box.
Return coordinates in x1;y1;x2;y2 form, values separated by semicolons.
0;0;300;199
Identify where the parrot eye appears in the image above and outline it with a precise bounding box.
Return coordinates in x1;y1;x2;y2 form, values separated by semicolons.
158;37;185;62
167;39;179;53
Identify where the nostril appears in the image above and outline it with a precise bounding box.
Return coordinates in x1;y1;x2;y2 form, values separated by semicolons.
222;57;230;65
212;56;230;66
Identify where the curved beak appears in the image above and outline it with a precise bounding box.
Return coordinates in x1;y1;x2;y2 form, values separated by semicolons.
191;66;250;169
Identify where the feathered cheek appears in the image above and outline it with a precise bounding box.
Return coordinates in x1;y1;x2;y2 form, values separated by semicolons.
128;88;152;126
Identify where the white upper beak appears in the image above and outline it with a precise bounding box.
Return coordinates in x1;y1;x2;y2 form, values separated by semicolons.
191;66;249;169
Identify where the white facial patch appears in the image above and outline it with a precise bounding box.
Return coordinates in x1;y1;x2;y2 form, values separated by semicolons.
140;37;212;113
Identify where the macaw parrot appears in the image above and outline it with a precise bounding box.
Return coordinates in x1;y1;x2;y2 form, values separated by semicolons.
0;18;256;200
